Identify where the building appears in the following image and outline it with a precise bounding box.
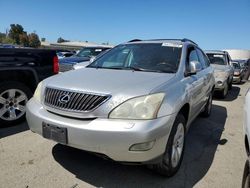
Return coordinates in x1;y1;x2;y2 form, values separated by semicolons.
224;49;250;60
41;41;113;50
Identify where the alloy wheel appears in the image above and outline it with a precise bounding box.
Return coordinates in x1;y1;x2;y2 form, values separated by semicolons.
0;89;28;121
171;122;185;168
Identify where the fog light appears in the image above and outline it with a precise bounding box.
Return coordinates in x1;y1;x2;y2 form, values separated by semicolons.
129;140;155;151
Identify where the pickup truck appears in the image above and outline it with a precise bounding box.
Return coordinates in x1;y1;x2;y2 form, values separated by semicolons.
0;48;58;126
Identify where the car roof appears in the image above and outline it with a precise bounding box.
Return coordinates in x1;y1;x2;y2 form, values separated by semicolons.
205;50;227;55
124;38;197;46
82;46;112;49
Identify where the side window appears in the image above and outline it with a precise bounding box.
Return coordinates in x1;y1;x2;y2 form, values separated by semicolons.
189;49;199;62
196;48;208;69
203;53;210;67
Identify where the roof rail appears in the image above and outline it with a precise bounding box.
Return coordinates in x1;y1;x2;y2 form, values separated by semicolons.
128;39;142;42
128;38;198;45
181;38;198;45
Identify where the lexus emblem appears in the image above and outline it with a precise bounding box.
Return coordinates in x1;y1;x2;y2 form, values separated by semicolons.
58;94;70;104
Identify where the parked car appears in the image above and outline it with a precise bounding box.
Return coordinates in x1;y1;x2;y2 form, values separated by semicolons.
205;50;234;98
236;59;248;71
57;51;75;59
0;44;15;48
26;38;215;176
242;158;250;188
232;61;245;83
73;49;110;70
0;48;58;125
59;46;112;72
243;88;250;187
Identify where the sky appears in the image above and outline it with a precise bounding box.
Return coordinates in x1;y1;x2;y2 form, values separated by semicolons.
0;0;249;50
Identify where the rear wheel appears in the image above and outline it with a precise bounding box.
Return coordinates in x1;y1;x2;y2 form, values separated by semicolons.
149;114;186;176
0;82;32;126
201;92;213;117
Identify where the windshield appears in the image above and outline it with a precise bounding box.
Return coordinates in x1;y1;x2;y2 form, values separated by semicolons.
76;48;108;57
206;54;227;65
87;43;182;73
232;63;240;69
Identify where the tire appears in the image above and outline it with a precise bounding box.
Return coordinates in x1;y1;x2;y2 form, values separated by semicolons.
242;159;250;188
220;82;228;99
0;81;32;126
229;80;232;90
201;92;213;117
149;114;186;177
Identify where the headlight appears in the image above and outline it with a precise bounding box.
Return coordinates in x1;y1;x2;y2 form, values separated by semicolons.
234;71;240;76
33;82;42;103
109;93;165;120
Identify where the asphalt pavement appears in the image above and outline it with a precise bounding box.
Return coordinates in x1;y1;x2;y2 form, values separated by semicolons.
0;82;249;188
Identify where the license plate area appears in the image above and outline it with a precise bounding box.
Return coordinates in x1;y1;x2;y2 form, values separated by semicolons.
42;122;68;144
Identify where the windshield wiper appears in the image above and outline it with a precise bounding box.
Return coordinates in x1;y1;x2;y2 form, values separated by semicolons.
127;66;175;73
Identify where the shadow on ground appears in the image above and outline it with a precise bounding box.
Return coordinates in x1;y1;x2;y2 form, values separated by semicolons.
0;122;28;139
213;86;241;102
52;104;227;188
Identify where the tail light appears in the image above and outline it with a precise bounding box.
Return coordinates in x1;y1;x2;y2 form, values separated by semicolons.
53;56;59;74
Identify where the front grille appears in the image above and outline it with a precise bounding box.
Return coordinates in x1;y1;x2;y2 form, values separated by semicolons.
59;63;74;72
44;88;109;112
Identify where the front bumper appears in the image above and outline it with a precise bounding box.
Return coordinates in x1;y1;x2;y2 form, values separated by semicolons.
214;79;227;91
26;98;176;163
233;76;241;83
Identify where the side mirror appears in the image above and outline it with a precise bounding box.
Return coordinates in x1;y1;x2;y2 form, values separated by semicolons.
186;61;201;76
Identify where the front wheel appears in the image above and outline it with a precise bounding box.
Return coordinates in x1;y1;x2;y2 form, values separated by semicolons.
149;114;186;176
220;82;228;98
0;82;32;126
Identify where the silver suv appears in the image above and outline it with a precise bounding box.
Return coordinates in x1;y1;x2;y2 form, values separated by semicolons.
26;39;215;176
205;50;234;98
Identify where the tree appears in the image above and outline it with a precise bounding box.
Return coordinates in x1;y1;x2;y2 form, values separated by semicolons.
57;37;69;43
8;24;24;44
41;38;46;42
19;32;29;47
0;32;6;43
1;37;14;44
28;33;41;48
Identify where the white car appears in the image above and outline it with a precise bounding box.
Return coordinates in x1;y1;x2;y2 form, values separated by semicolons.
243;87;250;187
244;88;250;155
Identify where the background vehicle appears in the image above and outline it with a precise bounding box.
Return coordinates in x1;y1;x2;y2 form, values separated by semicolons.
26;38;215;176
232;61;245;83
0;44;15;48
0;48;58;125
243;88;250;187
206;50;234;98
56;51;75;59
59;46;111;72
243;59;250;81
73;49;110;70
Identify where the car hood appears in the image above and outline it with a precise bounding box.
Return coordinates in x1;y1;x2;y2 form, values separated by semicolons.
59;56;90;64
234;68;241;72
45;68;175;97
211;64;228;71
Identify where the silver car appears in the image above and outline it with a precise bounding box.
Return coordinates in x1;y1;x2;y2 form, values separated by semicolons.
205;50;234;98
26;39;215;176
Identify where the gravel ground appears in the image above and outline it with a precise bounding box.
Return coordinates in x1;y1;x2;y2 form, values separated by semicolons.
0;82;249;188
